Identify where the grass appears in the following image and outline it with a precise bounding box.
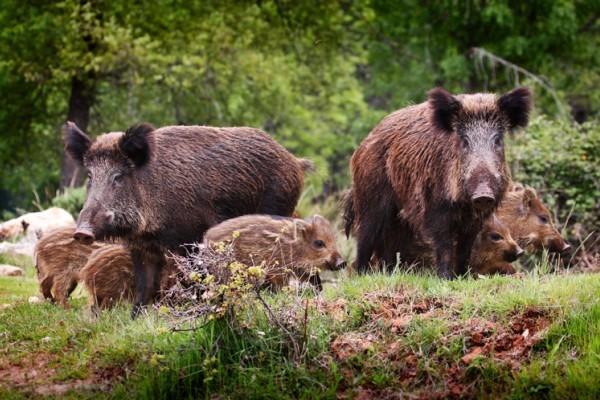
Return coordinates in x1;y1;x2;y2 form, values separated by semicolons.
0;255;599;399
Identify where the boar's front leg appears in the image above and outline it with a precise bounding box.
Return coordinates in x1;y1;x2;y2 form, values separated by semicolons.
130;249;163;319
424;208;455;279
454;224;482;276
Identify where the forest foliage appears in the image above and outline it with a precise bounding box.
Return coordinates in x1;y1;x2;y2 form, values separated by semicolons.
0;1;598;239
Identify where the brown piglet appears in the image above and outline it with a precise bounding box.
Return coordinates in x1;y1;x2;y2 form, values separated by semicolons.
204;214;346;291
470;216;524;275
34;225;102;309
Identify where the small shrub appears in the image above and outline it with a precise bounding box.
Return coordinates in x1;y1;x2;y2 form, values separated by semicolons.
51;187;87;218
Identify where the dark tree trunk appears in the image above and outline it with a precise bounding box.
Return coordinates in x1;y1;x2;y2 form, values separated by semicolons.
59;73;96;191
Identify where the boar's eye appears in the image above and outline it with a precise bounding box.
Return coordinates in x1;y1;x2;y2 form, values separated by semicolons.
313;239;326;249
494;134;503;147
112;173;124;186
539;215;549;224
489;232;503;242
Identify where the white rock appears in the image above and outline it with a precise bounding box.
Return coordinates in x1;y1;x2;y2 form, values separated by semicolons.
0;264;24;276
0;207;75;243
28;296;42;304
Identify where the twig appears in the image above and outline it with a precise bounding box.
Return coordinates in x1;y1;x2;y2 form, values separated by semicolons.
470;47;567;117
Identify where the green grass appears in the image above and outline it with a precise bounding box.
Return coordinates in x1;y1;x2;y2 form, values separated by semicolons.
0;260;599;399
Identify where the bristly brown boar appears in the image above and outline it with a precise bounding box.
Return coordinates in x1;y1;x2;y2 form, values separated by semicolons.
34;225;102;309
346;87;532;278
470;216;523;275
204;214;346;291
64;123;313;318
497;183;570;254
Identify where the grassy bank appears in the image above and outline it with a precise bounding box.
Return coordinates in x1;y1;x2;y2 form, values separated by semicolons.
0;259;599;399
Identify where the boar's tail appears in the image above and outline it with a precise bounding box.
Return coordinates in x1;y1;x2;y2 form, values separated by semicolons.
341;189;355;239
298;158;316;173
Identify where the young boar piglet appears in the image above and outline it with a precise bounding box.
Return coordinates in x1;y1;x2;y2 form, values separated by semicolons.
470;216;524;275
497;183;570;254
35;225;102;309
79;244;178;313
204;214;346;291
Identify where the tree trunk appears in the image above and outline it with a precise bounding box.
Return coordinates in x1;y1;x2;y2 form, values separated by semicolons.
59;73;96;191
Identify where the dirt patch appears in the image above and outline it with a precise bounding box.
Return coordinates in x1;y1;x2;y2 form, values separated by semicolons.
0;351;122;396
330;289;554;400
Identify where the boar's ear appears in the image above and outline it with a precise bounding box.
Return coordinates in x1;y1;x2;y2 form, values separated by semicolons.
497;87;532;131
63;121;92;165
119;122;156;167
428;87;462;133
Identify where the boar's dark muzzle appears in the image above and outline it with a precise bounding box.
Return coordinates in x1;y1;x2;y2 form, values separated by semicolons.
549;240;571;254
329;256;347;271
471;182;496;211
504;246;525;263
73;227;96;245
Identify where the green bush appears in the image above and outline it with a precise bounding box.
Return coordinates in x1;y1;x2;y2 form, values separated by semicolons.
507;116;600;253
51;186;87;219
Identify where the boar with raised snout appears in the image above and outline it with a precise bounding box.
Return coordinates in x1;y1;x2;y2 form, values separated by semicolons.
497;183;571;254
78;244;178;313
64;122;313;317
34;225;102;308
203;214;346;291
345;87;532;278
469;216;523;275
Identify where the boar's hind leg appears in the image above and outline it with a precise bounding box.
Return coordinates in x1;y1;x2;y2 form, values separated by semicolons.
130;249;163;319
39;276;55;302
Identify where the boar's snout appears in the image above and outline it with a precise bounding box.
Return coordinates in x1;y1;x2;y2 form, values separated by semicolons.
329;255;347;271
516;246;525;258
504;245;525;262
73;227;95;245
471;183;496;211
549;239;571;254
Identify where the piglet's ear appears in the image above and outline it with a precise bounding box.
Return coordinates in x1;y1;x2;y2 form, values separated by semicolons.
522;186;537;209
119;122;156;167
63;122;92;165
428;87;462;132
497;87;532;131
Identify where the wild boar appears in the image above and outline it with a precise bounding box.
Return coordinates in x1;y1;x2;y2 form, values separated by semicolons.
497;183;570;254
78;244;135;312
470;216;523;275
345;87;532;278
79;244;178;312
63;122;313;317
34;225;102;308
203;214;346;291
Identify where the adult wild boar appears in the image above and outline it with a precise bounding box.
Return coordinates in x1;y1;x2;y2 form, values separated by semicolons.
497;183;570;254
64;122;313;317
204;214;346;291
345;87;532;278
